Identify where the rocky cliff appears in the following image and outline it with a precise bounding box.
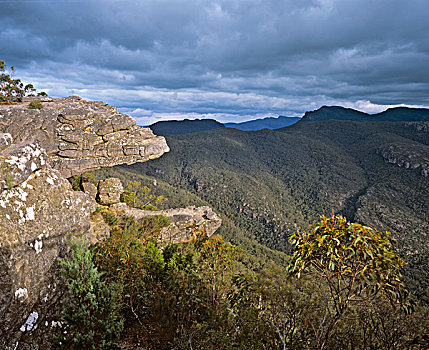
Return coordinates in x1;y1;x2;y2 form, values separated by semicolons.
0;97;220;349
0;96;169;179
377;143;429;177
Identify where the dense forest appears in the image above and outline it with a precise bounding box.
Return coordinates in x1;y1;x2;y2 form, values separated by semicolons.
112;112;428;303
76;108;428;348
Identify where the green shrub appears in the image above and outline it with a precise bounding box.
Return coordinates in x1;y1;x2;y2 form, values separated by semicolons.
27;99;43;109
93;216;212;348
59;239;123;349
103;212;120;226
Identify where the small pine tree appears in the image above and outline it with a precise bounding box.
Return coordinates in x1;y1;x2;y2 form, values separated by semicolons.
59;239;123;349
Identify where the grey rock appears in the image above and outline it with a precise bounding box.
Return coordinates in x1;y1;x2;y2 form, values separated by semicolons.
0;141;48;190
404;121;429;132
112;204;222;244
98;177;124;205
81;181;98;199
0;167;95;348
0;133;13;151
377;144;429;178
0;96;169;179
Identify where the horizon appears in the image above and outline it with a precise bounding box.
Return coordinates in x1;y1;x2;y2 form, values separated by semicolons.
143;104;428;127
2;0;429;125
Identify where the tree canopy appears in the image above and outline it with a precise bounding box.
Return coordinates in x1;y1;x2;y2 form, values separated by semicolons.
287;214;412;349
0;59;45;102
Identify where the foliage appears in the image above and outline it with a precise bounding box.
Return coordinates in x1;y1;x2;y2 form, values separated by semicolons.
66;210;427;349
59;239;123;349
287;215;412;349
94;216;211;348
121;180;167;210
68;172;99;191
103;211;120;226
0;59;44;102
195;234;238;313
27;99;43;109
150;118;224;135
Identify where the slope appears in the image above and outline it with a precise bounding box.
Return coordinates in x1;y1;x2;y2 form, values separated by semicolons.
150;118;224;135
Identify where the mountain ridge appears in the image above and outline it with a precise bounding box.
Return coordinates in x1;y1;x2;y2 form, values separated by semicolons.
224;115;301;131
149;106;429;135
302;105;429;122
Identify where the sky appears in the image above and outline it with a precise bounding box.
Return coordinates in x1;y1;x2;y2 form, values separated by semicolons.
1;0;428;125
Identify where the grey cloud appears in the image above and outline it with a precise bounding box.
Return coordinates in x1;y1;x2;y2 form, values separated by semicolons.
1;0;428;120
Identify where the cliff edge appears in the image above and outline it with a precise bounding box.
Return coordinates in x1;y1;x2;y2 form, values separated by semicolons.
0;97;220;349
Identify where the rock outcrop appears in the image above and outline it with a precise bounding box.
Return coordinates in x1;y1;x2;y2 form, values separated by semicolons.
377;143;429;177
98;177;124;205
404;121;429;132
112;203;222;244
0;97;179;349
0;96;169;178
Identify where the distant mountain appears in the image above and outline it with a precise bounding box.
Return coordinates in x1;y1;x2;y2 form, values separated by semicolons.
302;106;429;122
224;115;301;131
150;119;224;135
150;115;302;135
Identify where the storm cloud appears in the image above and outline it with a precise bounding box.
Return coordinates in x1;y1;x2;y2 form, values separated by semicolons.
1;0;428;124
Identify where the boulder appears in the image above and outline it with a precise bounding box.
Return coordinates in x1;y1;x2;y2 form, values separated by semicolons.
0;166;96;348
98;177;124;205
81;181;98;199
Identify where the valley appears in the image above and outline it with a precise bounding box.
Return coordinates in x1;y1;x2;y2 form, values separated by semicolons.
101;107;429;302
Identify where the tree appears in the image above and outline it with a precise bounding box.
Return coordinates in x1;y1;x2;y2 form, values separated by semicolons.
196;234;237;314
0;59;42;102
59;239;123;349
287;214;412;350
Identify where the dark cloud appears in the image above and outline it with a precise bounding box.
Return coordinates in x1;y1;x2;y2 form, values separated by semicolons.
1;0;428;124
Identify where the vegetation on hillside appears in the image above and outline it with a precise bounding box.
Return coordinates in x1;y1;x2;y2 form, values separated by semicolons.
150;119;225;135
117;118;429;303
60;215;429;349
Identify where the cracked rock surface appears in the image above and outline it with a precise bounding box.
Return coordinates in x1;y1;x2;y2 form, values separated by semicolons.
0;96;169;178
377;142;429;177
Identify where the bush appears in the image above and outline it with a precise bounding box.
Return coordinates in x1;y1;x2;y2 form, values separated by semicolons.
27;99;43;109
287;214;412;350
59;239;123;349
94;216;213;348
103;211;120;226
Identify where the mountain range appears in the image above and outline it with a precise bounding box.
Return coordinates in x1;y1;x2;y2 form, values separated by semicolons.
224;115;301;131
149;106;429;136
110;105;429;302
149;115;301;135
